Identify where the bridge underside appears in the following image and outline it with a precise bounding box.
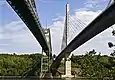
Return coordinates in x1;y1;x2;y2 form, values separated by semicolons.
50;2;115;75
7;0;49;55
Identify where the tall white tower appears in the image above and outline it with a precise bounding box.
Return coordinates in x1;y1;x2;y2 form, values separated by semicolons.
66;3;70;45
62;3;74;78
61;3;70;50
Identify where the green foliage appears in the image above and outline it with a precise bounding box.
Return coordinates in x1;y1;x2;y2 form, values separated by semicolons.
0;53;42;76
0;51;115;79
71;50;115;79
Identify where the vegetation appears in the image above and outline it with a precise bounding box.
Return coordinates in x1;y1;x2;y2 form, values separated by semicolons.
71;50;115;79
0;53;42;76
0;51;115;79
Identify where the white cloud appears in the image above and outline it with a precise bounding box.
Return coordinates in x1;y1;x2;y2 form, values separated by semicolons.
49;2;115;56
84;0;109;10
0;21;41;54
74;26;115;55
74;10;101;23
48;20;64;55
47;10;98;54
0;0;114;56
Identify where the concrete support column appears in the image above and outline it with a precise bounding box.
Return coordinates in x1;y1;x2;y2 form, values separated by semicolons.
62;58;74;78
65;59;71;75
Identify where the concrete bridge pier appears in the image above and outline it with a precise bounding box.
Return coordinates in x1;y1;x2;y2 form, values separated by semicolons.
62;58;74;78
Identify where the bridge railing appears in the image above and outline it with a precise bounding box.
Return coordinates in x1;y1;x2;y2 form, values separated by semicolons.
24;0;49;52
24;0;41;27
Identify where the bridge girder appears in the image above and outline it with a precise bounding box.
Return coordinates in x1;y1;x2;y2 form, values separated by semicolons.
7;0;50;55
50;2;115;75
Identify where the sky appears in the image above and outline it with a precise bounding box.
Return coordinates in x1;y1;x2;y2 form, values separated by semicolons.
0;0;115;55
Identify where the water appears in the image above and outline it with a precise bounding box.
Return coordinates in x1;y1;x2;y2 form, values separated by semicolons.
0;78;92;80
39;78;92;80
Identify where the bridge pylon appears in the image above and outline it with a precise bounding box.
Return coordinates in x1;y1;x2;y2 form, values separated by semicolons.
40;28;53;78
61;3;74;78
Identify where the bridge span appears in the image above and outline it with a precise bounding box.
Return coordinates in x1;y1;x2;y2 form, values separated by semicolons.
6;0;115;78
7;0;50;56
50;2;115;75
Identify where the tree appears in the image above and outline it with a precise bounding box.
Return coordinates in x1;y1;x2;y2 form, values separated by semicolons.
110;50;115;56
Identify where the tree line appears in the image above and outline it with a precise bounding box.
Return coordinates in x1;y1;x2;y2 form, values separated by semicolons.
0;51;115;79
71;50;115;79
0;53;42;76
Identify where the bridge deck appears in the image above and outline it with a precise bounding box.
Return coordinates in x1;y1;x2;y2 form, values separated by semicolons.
50;2;115;75
7;0;49;55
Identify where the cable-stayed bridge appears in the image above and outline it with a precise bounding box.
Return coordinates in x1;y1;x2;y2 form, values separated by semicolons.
6;0;115;78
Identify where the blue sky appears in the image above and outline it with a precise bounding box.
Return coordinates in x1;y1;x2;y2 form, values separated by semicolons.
0;0;114;55
36;0;108;26
0;0;86;26
36;0;85;25
0;0;109;26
